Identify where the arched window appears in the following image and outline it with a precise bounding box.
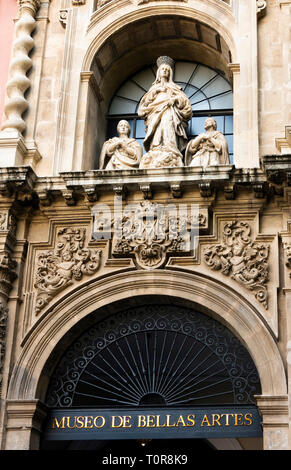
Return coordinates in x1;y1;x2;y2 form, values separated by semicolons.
107;61;233;163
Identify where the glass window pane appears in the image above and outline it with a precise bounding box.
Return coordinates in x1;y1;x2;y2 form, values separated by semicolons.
225;115;233;134
132;68;156;92
109;97;137;115
225;134;233;154
191;100;210;111
174;61;197;84
117;81;145;102
190;65;217;88
209;92;233;110
136;119;146;139
189;89;206;103
202;76;232;97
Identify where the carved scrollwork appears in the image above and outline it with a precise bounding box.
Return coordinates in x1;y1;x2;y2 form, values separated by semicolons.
34;228;102;313
111;202;202;270
204;221;270;308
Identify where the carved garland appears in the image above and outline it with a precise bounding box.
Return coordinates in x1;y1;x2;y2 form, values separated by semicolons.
204;221;270;308
34;228;102;313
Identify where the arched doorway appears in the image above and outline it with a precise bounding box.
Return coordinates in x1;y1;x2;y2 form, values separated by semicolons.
41;303;262;450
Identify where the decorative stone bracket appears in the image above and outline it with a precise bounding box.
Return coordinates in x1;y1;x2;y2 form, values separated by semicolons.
34;227;102;313
257;0;267;18
204;221;270;308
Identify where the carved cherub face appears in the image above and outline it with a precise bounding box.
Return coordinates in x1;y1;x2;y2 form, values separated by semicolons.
117;120;131;137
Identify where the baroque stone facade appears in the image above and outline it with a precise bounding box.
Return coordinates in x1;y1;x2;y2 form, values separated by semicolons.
0;0;290;452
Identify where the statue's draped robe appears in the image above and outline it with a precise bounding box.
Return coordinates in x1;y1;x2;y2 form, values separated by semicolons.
138;83;192;154
100;137;142;170
185;131;229;167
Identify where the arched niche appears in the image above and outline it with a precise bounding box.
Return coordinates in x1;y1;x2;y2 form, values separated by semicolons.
75;13;235;171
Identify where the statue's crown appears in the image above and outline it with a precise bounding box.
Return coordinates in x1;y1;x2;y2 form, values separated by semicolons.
156;56;175;70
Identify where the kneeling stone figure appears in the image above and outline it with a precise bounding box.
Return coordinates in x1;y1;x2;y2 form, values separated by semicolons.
185;117;229;168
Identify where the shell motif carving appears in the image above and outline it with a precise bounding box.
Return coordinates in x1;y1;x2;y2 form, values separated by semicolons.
204;221;270;308
34;228;102;313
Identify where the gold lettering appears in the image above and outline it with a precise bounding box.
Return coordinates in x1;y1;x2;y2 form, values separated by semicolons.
94;416;105;428
76;416;84;429
186;414;195;427
234;414;244;426
112;416;124;428
138;415;146;428
165;415;176;427
176;415;186;427
146;415;156;428
201;414;211;427
156;415;166;428
244;413;253;426
66;416;76;429
122;416;132;428
212;414;221;426
52;416;65;429
84;416;94;428
220;414;234;426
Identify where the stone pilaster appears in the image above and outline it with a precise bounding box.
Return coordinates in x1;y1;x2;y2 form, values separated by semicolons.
4;400;47;450
256;396;289;450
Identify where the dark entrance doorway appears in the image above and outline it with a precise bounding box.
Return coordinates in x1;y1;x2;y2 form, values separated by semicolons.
41;304;262;450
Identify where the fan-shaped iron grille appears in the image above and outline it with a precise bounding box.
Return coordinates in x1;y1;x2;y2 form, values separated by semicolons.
46;305;261;408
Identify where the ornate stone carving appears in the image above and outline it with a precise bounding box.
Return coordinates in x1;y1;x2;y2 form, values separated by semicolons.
99;120;142;170
138;57;192;169
0;251;18;300
1;1;40;134
0;302;9;396
0;211;17;236
59;9;68;28
111;202;202;269
72;0;86;4
185;117;229;168
0;251;17;396
34;228;102;313
204;221;270;308
283;243;291;276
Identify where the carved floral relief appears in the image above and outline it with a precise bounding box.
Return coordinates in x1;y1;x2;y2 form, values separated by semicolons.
204;221;270;308
34;228;102;313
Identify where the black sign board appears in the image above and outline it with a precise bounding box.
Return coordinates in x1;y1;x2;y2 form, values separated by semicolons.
44;406;262;440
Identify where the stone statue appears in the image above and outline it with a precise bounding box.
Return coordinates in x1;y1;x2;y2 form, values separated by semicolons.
185;117;229;168
138;56;192;169
99;120;143;170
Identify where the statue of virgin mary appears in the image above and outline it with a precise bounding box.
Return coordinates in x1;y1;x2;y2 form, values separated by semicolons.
138;56;192;169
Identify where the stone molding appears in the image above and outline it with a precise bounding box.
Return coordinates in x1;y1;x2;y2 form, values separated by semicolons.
8;270;287;402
